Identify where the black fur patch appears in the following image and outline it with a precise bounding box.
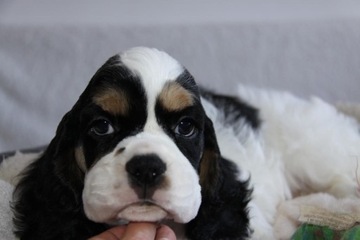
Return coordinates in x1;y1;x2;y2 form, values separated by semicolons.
200;89;261;129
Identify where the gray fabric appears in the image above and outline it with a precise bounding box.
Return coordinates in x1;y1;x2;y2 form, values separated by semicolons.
0;180;16;240
1;1;360;151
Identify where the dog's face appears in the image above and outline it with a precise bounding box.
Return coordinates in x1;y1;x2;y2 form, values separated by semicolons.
53;47;218;225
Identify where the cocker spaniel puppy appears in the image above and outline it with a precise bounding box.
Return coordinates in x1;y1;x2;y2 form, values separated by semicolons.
13;47;360;240
13;47;252;240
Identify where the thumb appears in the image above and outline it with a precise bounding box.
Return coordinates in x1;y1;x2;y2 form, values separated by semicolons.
155;225;177;240
121;222;157;240
88;226;126;240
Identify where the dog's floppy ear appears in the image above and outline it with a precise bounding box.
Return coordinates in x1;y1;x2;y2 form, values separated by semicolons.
187;114;251;239
18;102;85;202
46;104;85;197
13;102;107;239
198;116;222;196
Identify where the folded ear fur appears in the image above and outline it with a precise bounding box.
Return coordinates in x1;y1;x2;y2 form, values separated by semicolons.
199;116;221;196
50;110;85;197
13;106;106;239
187;115;252;240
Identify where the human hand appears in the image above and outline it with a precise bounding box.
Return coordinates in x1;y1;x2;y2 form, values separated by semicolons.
88;222;177;240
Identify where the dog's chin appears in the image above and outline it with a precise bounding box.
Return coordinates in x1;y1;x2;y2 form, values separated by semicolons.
115;203;170;223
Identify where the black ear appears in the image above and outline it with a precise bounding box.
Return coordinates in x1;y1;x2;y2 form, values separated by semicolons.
186;116;252;240
47;108;85;196
13;105;105;239
14;107;83;202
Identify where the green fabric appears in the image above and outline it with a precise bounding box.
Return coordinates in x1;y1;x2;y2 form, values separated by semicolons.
291;224;360;240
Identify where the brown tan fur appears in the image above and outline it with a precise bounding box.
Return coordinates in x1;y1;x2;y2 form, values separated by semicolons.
93;88;129;115
158;82;194;112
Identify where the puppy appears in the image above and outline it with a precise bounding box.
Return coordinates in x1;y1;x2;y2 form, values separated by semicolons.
13;47;360;240
13;47;252;240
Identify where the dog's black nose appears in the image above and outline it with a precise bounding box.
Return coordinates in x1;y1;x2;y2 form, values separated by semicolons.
125;154;166;189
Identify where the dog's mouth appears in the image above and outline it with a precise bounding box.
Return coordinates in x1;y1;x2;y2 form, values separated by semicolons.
115;200;171;223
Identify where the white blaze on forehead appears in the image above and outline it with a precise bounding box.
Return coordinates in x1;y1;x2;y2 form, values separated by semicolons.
120;47;184;91
120;47;185;132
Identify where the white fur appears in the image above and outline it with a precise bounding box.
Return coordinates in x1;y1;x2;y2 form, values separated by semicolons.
203;84;360;239
202;97;290;239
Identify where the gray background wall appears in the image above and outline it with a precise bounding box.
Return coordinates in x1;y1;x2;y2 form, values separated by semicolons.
1;0;360;151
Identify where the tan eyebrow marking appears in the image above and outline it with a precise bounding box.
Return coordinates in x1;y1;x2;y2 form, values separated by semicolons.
158;81;194;112
93;88;129;115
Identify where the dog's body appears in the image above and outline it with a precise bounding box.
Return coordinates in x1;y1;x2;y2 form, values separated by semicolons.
207;86;360;239
12;47;360;239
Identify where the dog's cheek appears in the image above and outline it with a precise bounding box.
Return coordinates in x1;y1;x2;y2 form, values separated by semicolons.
82;161;124;223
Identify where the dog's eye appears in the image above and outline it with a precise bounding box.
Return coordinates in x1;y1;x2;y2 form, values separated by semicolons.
90;119;114;136
175;118;197;137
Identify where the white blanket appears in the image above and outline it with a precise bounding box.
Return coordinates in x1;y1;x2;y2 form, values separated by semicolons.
0;152;40;240
0;179;15;240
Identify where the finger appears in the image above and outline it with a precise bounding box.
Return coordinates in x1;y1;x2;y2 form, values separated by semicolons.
156;225;177;240
88;226;127;240
121;222;157;240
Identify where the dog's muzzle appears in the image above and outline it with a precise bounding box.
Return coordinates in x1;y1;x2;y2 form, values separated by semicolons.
82;132;202;224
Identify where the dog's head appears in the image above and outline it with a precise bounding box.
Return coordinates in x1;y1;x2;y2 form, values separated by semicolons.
49;47;221;225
